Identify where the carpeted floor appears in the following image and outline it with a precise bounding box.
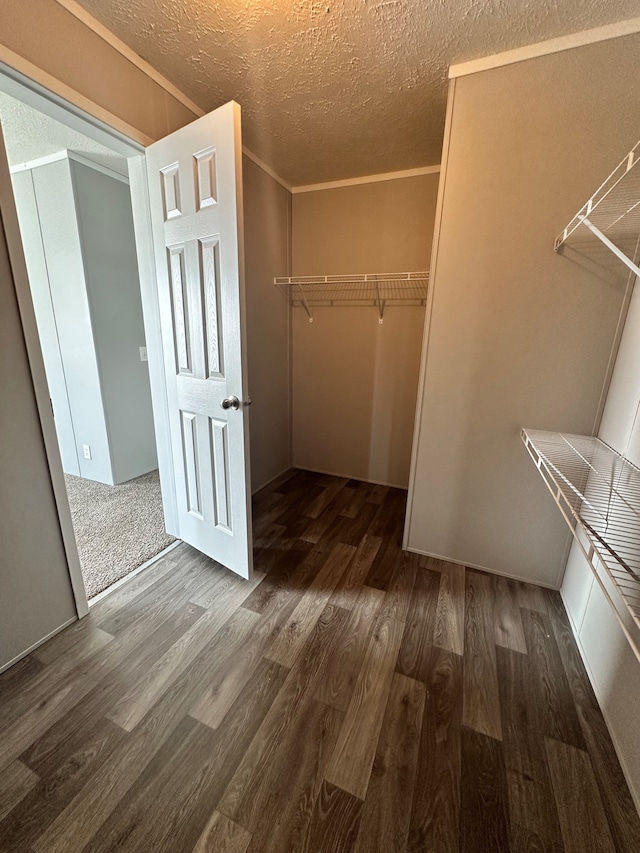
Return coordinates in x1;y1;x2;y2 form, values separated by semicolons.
64;469;176;599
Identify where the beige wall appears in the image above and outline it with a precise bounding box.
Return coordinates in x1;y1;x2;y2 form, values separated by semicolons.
406;33;640;586
292;174;439;486
243;156;292;492
0;202;77;668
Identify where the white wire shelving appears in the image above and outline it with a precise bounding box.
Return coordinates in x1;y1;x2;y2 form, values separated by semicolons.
522;429;640;663
555;140;640;279
274;271;429;323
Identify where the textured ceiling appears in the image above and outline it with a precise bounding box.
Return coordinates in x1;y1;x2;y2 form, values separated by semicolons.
0;91;128;173
74;0;640;185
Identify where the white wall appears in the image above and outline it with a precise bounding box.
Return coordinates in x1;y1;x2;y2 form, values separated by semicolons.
405;33;640;586
292;174;438;487
242;156;292;493
11;167;80;475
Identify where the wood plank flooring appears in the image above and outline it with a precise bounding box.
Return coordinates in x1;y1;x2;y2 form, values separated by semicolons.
1;468;639;852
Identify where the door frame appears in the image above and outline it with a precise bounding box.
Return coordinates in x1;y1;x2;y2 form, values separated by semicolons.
0;59;177;617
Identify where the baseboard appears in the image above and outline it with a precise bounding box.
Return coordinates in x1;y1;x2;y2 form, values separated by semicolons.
88;540;181;606
251;467;294;495
293;465;408;490
405;546;560;589
0;616;77;674
560;591;640;816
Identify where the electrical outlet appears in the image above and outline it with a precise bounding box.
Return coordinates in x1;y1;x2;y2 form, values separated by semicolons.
139;346;148;362
82;444;92;460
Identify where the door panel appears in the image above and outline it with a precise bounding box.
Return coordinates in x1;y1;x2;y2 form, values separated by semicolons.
145;101;252;578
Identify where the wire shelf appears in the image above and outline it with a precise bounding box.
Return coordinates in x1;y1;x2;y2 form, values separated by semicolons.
522;429;640;662
275;272;429;322
555;140;640;279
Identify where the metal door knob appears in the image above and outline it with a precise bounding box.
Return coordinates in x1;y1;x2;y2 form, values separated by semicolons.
221;395;240;410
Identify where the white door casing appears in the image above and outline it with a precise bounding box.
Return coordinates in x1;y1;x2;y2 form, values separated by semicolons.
145;100;253;578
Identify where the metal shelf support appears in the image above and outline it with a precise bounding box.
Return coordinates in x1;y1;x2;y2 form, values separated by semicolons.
275;272;429;322
577;215;640;279
296;283;314;323
522;429;640;665
555;139;640;279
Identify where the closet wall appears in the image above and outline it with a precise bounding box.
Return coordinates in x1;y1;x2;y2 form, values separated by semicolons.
405;32;640;586
292;174;439;487
243;156;291;492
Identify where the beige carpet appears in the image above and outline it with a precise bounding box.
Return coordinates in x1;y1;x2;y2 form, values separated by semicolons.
64;469;176;599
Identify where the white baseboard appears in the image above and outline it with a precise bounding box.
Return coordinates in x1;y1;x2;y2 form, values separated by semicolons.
293;465;407;490
560;591;640;816
252;467;294;495
405;546;559;589
0;616;77;674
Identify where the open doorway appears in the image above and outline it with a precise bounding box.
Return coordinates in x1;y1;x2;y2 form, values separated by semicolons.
0;90;176;599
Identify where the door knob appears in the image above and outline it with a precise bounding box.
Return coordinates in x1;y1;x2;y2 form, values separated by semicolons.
221;395;240;411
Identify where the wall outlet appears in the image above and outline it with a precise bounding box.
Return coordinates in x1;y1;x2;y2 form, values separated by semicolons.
82;444;92;460
139;346;148;362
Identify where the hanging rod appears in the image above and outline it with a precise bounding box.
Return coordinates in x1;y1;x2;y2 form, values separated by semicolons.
274;271;429;323
555;140;640;279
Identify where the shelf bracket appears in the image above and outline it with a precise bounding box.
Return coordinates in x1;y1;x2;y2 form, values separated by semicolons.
521;429;640;666
375;282;385;324
577;215;640;279
296;283;314;323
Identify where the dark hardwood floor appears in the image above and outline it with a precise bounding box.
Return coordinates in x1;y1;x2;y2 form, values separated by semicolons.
1;469;639;852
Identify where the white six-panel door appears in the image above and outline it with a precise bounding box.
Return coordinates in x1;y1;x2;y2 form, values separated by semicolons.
145;101;252;578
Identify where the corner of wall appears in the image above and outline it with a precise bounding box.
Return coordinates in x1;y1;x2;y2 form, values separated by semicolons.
403;76;457;549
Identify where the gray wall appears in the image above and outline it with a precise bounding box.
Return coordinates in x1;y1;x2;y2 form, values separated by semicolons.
242;156;292;493
32;158;113;483
0;201;76;669
292;174;438;487
71;160;157;483
406;33;640;586
12;156;157;486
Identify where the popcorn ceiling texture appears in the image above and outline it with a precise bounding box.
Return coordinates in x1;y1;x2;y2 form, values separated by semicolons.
74;0;639;184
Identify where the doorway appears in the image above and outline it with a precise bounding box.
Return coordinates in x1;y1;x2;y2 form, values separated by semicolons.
0;63;263;629
0;88;176;600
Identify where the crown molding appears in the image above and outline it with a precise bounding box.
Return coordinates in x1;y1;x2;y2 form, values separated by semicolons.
54;0;205;117
242;147;292;192
53;0;294;191
449;15;640;78
292;164;441;194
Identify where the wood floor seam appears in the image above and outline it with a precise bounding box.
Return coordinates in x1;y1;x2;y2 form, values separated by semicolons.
0;470;638;853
